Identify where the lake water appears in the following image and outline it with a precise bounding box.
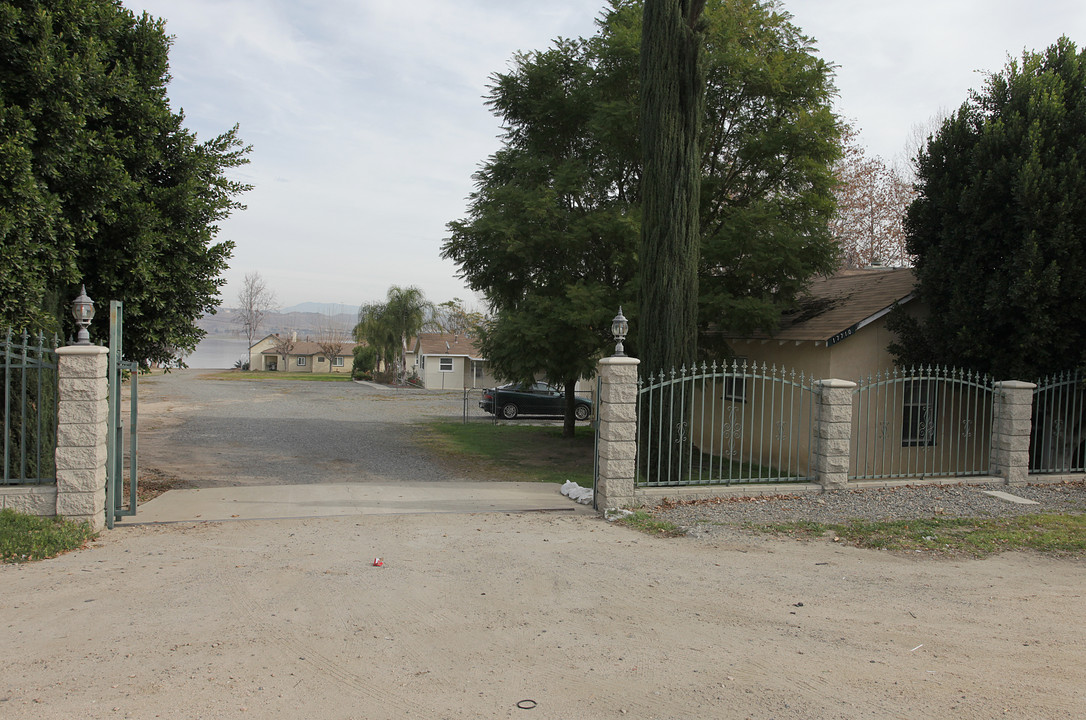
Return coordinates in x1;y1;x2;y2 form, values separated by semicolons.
184;335;251;369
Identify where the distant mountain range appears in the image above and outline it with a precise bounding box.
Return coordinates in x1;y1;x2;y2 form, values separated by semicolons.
197;305;356;340
279;302;358;315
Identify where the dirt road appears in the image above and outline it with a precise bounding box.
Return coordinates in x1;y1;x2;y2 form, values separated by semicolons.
2;512;1084;719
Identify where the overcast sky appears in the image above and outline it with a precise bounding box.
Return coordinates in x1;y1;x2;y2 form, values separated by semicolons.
120;0;1086;312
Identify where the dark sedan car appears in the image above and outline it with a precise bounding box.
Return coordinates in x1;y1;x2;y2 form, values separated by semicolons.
480;381;593;420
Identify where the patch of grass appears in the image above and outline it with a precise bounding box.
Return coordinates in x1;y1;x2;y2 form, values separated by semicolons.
617;510;684;537
745;513;1086;557
0;508;97;563
202;370;354;382
420;421;594;484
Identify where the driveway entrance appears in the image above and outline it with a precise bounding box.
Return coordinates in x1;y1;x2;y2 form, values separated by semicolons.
132;370;582;521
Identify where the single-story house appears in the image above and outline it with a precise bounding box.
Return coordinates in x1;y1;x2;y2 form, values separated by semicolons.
249;333;358;373
406;333;497;390
687;267;997;481
721;266;918;379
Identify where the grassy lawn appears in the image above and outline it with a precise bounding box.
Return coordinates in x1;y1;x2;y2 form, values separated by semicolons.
420;421;594;485
0;508;97;563
744;513;1086;558
201;370;354;382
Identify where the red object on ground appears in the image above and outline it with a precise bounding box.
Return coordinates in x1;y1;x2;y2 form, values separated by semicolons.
373;558;384;567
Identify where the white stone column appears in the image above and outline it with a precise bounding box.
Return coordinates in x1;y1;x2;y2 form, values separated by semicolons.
54;345;109;531
595;356;640;510
814;379;856;489
990;380;1036;486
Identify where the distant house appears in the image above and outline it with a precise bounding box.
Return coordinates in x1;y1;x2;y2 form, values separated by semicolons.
407;333;496;390
249;333;357;374
722;267;918;379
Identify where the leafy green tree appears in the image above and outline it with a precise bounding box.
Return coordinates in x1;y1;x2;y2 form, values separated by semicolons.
353;286;435;383
435;298;486;338
0;0;250;365
354;302;397;380
444;0;839;433
385;286;434;382
890;37;1086;378
351;344;378;379
443;34;639;436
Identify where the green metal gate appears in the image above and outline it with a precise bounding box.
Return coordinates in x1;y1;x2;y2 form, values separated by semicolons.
636;362;818;486
1030;370;1085;474
850;366;992;481
106;301;138;529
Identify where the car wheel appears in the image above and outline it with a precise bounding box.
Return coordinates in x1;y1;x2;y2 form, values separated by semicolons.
574;404;591;421
501;403;519;419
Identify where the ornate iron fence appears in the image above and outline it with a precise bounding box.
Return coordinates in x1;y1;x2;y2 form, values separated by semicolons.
850;366;993;480
2;330;59;485
1030;370;1085;474
636;361;818;486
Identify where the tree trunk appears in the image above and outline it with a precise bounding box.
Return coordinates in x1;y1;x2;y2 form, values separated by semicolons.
638;0;705;483
638;0;705;378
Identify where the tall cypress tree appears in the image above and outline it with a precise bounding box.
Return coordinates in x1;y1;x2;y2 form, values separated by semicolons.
637;0;706;376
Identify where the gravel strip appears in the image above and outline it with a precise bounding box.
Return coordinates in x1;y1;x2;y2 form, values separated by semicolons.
651;480;1086;536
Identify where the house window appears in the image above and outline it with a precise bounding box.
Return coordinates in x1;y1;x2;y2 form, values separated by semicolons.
439;357;454;372
723;357;747;402
332;356;344;367
296;356;306;367
318;356;326;363
902;379;937;447
420;356;425;369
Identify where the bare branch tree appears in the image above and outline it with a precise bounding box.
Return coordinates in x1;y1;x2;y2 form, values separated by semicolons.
893;109;951;185
269;331;296;372
236;272;277;351
831;125;916;269
315;314;349;371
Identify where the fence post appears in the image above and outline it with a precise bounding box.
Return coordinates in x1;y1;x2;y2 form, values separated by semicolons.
54;345;110;531
595;356;640;510
990;380;1036;486
814;379;856;489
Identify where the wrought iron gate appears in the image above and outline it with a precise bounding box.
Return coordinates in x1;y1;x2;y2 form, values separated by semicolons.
1030;370;1085;474
850;366;992;480
106;301;138;529
636;362;818;486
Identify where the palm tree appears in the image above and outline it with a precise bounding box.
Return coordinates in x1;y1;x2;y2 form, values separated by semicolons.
384;285;434;383
354;286;435;383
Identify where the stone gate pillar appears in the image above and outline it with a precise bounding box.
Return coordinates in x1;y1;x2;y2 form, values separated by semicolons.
595;356;640;510
814;379;856;489
990;380;1036;486
54;345;110;531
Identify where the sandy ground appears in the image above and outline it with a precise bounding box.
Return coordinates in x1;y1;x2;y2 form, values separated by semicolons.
2;513;1084;719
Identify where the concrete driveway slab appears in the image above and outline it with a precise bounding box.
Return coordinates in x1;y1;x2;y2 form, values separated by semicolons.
130;481;589;523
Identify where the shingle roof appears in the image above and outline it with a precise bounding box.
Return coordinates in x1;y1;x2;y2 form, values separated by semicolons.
414;333;483;359
738;268;916;343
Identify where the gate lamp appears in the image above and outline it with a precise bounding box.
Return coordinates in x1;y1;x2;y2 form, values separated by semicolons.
72;285;95;345
611;306;629;357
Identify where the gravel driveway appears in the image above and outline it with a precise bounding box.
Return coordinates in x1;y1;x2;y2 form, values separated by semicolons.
137;370;491;488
